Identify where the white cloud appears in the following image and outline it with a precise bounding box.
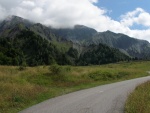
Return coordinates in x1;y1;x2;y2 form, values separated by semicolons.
0;5;7;21
88;0;98;3
0;0;22;10
0;0;107;28
0;0;150;42
126;29;150;42
20;1;35;8
119;8;150;41
121;8;150;27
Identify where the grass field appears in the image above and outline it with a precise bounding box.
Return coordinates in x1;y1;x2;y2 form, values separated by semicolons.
1;61;150;113
125;80;150;113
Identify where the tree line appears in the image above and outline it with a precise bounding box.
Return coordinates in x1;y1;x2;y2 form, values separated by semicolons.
0;30;131;66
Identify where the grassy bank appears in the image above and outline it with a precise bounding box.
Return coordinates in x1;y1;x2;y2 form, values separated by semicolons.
125;80;150;113
1;61;150;113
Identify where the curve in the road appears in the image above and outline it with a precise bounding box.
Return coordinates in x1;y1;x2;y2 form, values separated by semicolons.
19;76;150;113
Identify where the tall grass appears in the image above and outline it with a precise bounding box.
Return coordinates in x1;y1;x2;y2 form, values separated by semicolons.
1;61;150;113
125;81;150;113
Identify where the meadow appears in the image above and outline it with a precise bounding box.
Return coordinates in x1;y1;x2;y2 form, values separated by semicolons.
1;61;150;113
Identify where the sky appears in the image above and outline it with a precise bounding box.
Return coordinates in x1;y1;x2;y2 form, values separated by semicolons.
0;0;150;42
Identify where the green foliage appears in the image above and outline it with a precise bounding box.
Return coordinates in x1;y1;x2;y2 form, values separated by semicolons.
0;30;130;67
0;30;78;66
49;65;72;82
88;70;130;81
65;66;71;72
49;64;62;75
0;37;24;65
79;44;130;65
67;47;78;59
49;64;67;81
18;66;25;71
116;71;129;78
18;61;27;71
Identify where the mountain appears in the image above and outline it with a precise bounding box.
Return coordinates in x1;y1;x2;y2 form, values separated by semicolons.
0;15;130;66
52;25;97;43
0;30;66;66
30;23;57;41
91;31;150;58
0;15;32;29
51;26;150;59
0;30;130;66
0;16;73;52
79;44;130;65
0;15;32;38
1;16;150;59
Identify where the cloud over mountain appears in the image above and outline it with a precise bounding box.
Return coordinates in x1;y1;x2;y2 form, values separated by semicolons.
0;0;150;42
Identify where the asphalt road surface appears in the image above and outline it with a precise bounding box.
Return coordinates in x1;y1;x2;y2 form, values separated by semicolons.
19;76;150;113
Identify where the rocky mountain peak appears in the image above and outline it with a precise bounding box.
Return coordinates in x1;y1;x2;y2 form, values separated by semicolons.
2;15;33;28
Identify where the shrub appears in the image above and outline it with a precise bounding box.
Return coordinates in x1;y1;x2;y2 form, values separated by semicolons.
18;66;26;71
65;66;71;72
116;71;129;78
18;61;27;71
49;65;67;82
88;71;115;81
49;64;62;75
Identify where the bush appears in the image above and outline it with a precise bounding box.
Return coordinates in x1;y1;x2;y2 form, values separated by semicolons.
116;71;129;78
18;62;27;71
49;65;67;82
89;71;130;81
88;71;115;81
18;66;26;71
65;66;71;72
49;64;62;75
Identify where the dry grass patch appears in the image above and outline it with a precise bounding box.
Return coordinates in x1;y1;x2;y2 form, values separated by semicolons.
125;81;150;113
0;61;150;113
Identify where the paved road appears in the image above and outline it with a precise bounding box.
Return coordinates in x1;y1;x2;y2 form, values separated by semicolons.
19;76;150;113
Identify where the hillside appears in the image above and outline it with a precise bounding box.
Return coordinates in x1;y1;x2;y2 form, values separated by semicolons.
79;44;129;65
52;27;150;59
0;29;130;66
0;16;131;66
52;25;97;43
0;30;79;66
92;31;150;58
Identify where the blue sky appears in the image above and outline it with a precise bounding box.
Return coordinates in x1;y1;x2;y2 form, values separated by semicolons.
0;0;150;41
96;0;150;31
98;0;150;20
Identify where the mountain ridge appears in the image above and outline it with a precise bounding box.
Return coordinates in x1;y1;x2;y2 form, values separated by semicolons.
0;15;132;66
50;24;150;58
0;15;150;60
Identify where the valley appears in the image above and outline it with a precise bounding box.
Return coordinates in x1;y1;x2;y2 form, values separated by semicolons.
1;15;150;113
